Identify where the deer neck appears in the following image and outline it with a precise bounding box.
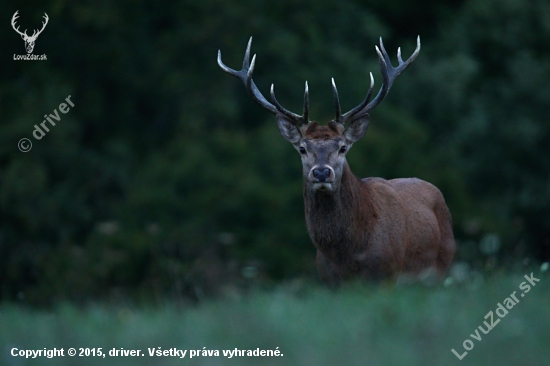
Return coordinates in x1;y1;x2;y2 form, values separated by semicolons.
303;161;376;257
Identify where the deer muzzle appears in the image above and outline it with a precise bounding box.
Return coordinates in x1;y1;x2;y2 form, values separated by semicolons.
310;166;335;191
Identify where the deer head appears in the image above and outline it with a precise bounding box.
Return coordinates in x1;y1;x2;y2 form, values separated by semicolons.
12;11;49;54
218;37;420;194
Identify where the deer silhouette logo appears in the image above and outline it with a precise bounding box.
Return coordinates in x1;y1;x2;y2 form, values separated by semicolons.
11;11;49;54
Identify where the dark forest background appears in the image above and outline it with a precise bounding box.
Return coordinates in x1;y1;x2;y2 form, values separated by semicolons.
1;0;549;306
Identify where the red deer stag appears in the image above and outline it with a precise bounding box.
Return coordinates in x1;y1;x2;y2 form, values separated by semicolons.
218;37;455;285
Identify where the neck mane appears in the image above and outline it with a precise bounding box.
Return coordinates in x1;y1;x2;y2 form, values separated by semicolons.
303;161;376;259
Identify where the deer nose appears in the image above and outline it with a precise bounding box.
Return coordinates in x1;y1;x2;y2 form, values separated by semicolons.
312;167;332;183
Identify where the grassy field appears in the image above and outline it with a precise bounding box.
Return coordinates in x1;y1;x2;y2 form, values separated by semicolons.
1;268;549;366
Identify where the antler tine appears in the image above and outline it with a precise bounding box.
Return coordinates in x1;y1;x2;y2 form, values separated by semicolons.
340;36;420;124
303;81;309;124
246;53;257;89
332;78;342;123
242;36;252;69
218;37;308;126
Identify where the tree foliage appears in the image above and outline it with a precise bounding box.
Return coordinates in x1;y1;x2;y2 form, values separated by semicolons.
1;0;548;305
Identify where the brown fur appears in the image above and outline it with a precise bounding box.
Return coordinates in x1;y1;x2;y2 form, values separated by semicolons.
303;126;455;285
303;121;343;140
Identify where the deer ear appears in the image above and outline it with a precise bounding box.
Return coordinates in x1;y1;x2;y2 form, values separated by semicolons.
344;115;370;143
276;115;302;145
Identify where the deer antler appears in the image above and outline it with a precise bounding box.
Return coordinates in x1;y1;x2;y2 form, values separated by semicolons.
217;37;309;126
334;36;421;125
11;11;49;40
30;13;49;40
11;11;27;38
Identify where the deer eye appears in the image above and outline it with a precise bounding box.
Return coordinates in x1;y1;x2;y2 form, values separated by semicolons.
299;147;307;155
339;146;347;154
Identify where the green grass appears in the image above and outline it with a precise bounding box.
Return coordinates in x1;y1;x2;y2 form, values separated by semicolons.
1;269;549;366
